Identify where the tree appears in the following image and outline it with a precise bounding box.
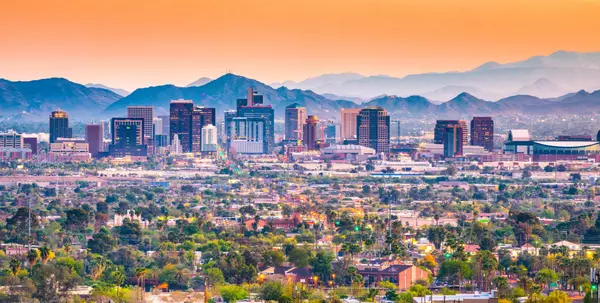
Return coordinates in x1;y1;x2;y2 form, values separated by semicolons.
27;249;40;266
206;267;225;286
220;284;248;303
479;237;497;251
116;219;142;246
260;281;284;301
110;270;125;302
288;247;310;267
262;250;286;267
535;268;558;291
39;246;54;264
63;208;90;232
88;227;117;254
9;259;21;276
545;290;571;303
421;255;438;275
310;251;334;281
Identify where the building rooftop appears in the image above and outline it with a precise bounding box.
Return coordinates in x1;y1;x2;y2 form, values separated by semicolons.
533;141;599;148
508;129;530;142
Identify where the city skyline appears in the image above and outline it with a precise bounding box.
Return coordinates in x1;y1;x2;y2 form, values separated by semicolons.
2;0;600;91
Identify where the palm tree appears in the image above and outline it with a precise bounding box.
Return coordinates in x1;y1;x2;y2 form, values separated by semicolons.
91;255;107;280
39;246;53;264
9;259;21;276
135;267;149;301
27;249;40;266
111;271;125;303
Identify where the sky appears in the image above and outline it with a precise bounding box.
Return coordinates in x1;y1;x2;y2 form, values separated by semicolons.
2;0;600;91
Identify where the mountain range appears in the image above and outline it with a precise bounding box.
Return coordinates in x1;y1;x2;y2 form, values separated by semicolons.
4;51;600;122
275;51;600;100
104;74;355;120
0;78;122;121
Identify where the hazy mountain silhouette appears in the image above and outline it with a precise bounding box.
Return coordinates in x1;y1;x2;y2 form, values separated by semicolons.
0;78;121;120
104;73;353;119
271;73;366;91
186;77;212;87
8;73;600;121
85;83;130;97
286;51;600;99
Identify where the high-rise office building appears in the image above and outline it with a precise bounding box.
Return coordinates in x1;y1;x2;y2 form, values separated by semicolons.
285;103;307;143
201;124;218;152
85;124;104;157
325;124;336;144
236;89;274;153
357;107;390;153
153;118;164;136
170;134;182;154
109;118;147;157
158;115;170;137
49;110;72;143
434;120;468;146
230;117;266;154
223;110;237;148
0;130;23;148
341;108;362;141
444;125;463;158
236;87;264;107
470;117;494;151
170;100;194;152
127;106;154;140
192;106;216;153
303;115;319;150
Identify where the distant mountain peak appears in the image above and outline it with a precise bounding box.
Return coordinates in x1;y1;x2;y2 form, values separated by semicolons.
452;92;479;100
85;83;130;96
186;77;212;87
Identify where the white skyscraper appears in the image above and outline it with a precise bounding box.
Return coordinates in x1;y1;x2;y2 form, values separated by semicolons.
170;134;182;154
201;125;218;152
153;118;163;136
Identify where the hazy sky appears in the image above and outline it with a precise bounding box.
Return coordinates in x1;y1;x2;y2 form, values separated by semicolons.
2;0;600;91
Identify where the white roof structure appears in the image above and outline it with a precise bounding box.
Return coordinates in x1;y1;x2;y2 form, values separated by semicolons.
322;144;375;155
533;141;599;148
508;129;530;142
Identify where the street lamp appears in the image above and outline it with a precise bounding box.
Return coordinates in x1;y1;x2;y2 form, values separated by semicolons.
313;276;319;287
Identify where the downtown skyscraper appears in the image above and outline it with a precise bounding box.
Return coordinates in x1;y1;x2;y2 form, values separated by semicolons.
169;100;194;152
285;103;307;144
192;106;216;153
357;107;390;153
303;115;319;150
470;117;494;151
235;88;274;153
49;110;72;143
434;120;468;147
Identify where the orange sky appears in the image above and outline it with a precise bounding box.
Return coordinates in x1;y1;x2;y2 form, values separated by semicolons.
1;0;600;91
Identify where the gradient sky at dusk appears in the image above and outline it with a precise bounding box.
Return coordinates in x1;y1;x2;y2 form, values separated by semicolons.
2;0;600;91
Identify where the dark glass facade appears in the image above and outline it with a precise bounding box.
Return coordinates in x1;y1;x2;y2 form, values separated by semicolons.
191;107;216;153
470;117;494;151
357;107;390;153
434;120;468;146
49;110;72;143
169;100;194;152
